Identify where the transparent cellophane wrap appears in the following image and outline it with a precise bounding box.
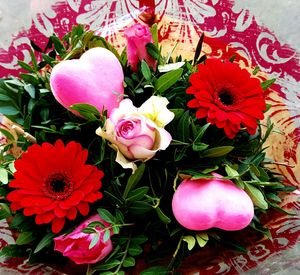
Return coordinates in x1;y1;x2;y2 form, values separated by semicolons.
0;2;299;274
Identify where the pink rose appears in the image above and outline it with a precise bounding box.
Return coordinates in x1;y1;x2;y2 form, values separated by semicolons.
54;215;113;264
96;96;174;172
124;23;157;72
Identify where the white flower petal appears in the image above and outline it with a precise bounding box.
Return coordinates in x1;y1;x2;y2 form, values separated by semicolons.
139;96;174;127
154;127;173;150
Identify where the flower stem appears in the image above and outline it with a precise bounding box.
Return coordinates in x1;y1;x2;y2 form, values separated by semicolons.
168;235;183;270
114;232;132;274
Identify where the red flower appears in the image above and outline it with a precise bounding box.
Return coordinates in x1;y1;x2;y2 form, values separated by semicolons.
7;140;103;233
186;59;266;138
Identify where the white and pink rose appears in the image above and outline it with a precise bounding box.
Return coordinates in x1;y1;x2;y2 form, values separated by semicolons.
96;96;174;172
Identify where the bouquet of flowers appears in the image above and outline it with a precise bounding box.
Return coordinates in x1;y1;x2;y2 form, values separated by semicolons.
0;20;296;274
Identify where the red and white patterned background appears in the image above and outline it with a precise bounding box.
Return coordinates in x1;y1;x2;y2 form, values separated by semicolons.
0;1;299;274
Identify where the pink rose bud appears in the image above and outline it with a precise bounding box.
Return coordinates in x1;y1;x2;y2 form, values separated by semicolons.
124;23;157;72
172;177;254;231
54;214;113;264
50;47;124;116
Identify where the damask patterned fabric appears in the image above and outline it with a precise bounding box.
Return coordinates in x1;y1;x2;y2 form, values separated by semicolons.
0;1;299;274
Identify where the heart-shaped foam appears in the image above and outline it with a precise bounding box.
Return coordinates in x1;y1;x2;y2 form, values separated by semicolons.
172;177;254;231
50;47;124;115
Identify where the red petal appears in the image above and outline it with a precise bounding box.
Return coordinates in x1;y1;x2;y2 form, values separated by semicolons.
187;99;200;108
35;214;44;225
84;192;103;203
21;196;53;207
23;208;36;216
54;207;67;218
59;191;84;208
42;211;55;223
66;207;77;220
195;108;208;119
52;217;65;233
77;202;89;216
215;109;227;122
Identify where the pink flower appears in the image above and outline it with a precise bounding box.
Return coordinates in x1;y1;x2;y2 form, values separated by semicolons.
96;96;174;172
124;23;157;72
54;215;113;264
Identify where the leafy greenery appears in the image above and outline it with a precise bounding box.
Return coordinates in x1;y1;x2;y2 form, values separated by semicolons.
0;25;295;275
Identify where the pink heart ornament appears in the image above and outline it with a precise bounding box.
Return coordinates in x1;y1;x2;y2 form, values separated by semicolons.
172;177;254;231
50;47;124;115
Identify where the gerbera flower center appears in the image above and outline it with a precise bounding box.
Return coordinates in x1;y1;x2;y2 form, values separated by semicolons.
44;173;73;200
218;89;235;106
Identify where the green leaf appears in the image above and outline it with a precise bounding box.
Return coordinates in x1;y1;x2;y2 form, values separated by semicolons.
123;256;135;267
155;207;171;224
193;32;205;65
225;165;239;178
244;183;268;210
0;105;19;115
103;229;111;243
34;232;55;253
24;84;36;98
177;110;190;142
127;186;149;201
82;227;97;234
261;78;276;90
5;78;24;87
88;221;106;228
94;259;121;271
268;202;296;216
196;232;209;247
193;123;210;143
0;168;8;184
266;193;281;203
97;208;115;224
128;201;152;214
89;233;100;249
0;128;15;141
10;213;26;228
155;68;183;94
30;40;43;52
0;94;11;101
0;203;11;219
123;163;145;198
252;66;260;75
141;60;152;81
201;165;219;174
30;50;38;71
183;235;196;250
150;24;158;47
131;235;148;244
18;60;35;73
201;146;234;158
0;244;28;258
140;266;169;275
51;35;66;56
146;43;160;60
16;231;36;245
70;103;100;120
192;142;208;151
128;243;143;256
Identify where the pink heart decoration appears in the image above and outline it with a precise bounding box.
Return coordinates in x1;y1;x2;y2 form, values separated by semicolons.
50;47;124;115
172;177;254;231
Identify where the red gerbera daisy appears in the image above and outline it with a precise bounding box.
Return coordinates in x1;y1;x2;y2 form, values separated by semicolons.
7;140;103;233
186;59;266;138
